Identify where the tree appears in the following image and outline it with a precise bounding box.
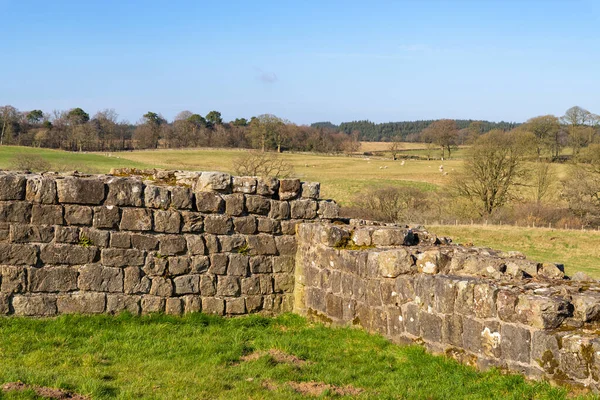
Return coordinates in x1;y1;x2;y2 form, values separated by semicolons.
232;151;294;178
133;111;165;149
421;119;458;159
454;129;531;216
26;110;44;125
249;114;284;152
389;135;403;160
0;105;19;145
206;111;223;126
67;108;90;125
523;115;560;158
232;118;248;127
562;106;593;157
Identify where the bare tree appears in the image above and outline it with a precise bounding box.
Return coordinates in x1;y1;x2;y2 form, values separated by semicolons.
421;119;459;159
389;135;403;160
232;151;294;178
523;115;560;158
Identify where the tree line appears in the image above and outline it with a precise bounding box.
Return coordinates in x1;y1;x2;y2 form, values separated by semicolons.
0;107;359;154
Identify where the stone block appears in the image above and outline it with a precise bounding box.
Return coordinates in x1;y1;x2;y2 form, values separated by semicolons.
12;294;57;316
317;200;339;219
246;234;277;255
0;202;32;223
120;208;152;231
170;186;194;209
539;263;565;280
131;234;159;250
0;293;9;315
257;218;281;234
454;280;475;316
196;171;231;193
165;298;183;315
101;248;145;267
278;179;301;200
371;228;411;246
217;276;241;296
223;194;245;216
168;256;190;275
191;256;210;273
0;174;27;200
274;274;294;293
200;275;216;296
501;323;531;363
228;254;249;276
110;232;131;248
10;224;54;243
233;216;257;234
218;234;245;252
31;204;63;225
124;267;151;294
57;292;106;314
55;226;80;244
281;220;301;235
0;265;27;293
250;256;273;273
352;229;372;246
290;199;317;219
153;210;181;233
256;177;279;197
245;295;263;312
56;177;105;204
195;192;224;213
433;277;457;314
202;297;224;315
268;200;290;220
242;276;261;295
273;255;294;273
515;295;571;329
246;195;271;215
462;317;484;354
40;244;97;265
473;283;498;319
174;275;201;294
259;275;273;294
419;311;443;343
26;175;57;204
143;256;168;276
572;293;600;322
369;249;415;278
275;236;297;255
30;266;78;292
300;181;320;199
325;293;343;320
64;205;92;225
79;264;124;292
403;303;420;336
210;254;228;275
181;211;203;232
92;206;121;229
159;235;187;255
226;298;246;314
105;177;143;206
149;277;173;297
496;289;519;322
141;295;165;314
144;185;170;209
183;295;202;313
106;294;141;314
185;235;205;255
233;176;257;194
204;215;232;235
442;314;463;347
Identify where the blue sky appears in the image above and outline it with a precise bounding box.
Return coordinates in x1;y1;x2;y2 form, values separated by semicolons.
1;0;599;124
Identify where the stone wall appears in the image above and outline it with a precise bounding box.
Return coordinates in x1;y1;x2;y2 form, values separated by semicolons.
0;169;338;317
295;222;600;390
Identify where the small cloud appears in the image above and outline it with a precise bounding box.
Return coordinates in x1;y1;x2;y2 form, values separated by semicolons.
256;68;278;84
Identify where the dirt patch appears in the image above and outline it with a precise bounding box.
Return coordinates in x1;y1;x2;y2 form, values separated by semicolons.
2;382;90;399
241;349;307;366
287;381;364;397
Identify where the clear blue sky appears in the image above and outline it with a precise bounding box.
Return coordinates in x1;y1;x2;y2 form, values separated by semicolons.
1;0;599;124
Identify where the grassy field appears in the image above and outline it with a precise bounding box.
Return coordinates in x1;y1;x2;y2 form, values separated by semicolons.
0;313;576;400
429;224;600;278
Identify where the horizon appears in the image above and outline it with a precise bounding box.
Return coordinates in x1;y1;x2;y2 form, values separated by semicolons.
2;0;599;125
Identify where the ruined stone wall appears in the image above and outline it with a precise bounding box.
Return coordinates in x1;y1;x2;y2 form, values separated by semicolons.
295;222;600;390
0;169;338;317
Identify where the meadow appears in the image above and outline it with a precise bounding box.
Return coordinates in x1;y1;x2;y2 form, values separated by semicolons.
0;313;578;399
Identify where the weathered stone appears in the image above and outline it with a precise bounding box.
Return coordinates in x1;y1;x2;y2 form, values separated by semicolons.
274;274;294;293
218;234;245;252
40;244;97;265
257;218;281;234
80;228;110;247
352;229;372;246
371;228;413;246
317;200;339;219
186;235;205;255
64;205;92;225
26;175;57;204
174;275;200;294
105;177;143;207
141;295;165;314
195;192;224;213
204;235;220;253
273;255;294;273
233;216;256;234
223;194;245;216
204;215;232;235
191;256;209;274
55;226;80;244
370;249;415;278
183;295;202;313
226;298;246;314
0;293;9;315
159;236;187;255
168;256;190;275
232;176;257;194
10;224;54;243
228;254;249;276
153;210;181;233
202;297;224;315
120;208;152;231
241;276;261;295
56;177;105;204
200;275;216;296
416;250;447;274
539;263;565;280
278;179;301;200
217;276;241;296
124;267;151;294
290;199;317;219
275;236;296;255
170;186;193;209
571;293;600;322
246;234;277;255
131;234;159;250
106;294;140;314
101;248;145;267
0;202;32;223
268;200;290;220
57;292;106;314
79;264;124;292
454;280;476;316
12;294;57;316
93;206;121;229
196;171;231;193
256;177;279;197
0;174;26;200
250;256;273;273
501;323;531;363
515;295;571;329
110;232;131;248
144;185;170;209
31;205;63;225
181;212;203;232
301;182;320;199
281;220;301;235
149;277;173;297
473;283;498;318
246;195;271;215
30;266;78;292
0;265;27;293
496;289;519;322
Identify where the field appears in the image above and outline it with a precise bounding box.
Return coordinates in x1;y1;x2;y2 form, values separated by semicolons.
0;313;574;399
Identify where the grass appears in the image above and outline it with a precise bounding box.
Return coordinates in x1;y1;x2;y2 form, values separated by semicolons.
0;313;578;400
429;224;600;278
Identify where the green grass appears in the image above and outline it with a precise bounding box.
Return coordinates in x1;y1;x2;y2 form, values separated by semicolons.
429;224;600;278
0;313;577;399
